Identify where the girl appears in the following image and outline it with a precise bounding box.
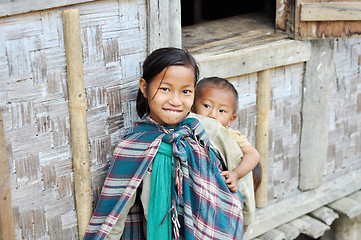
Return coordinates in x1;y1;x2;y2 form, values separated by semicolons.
84;48;244;240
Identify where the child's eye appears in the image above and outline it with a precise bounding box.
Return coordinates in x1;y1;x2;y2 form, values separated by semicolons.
203;104;210;109
160;87;169;92
183;89;192;94
219;109;226;113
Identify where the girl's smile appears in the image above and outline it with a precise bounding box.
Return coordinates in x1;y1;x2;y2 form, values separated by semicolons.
139;65;195;126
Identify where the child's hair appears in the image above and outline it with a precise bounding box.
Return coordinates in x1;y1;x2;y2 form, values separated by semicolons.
195;77;239;112
253;162;262;196
136;47;199;118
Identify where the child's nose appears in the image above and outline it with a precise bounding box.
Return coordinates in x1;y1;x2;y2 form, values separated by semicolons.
208;109;217;119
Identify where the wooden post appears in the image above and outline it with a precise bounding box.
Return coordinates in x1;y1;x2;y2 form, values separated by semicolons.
147;0;170;53
0;112;16;240
147;0;182;53
255;69;271;208
63;9;92;240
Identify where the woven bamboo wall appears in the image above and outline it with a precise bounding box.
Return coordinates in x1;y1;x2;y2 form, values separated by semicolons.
1;0;361;238
229;62;304;204
325;39;361;179
229;38;361;205
0;0;146;238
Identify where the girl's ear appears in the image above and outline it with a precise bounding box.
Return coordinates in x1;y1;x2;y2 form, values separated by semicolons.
139;78;148;98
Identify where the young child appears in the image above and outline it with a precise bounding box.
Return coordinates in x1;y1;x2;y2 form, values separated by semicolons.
193;76;261;231
83;48;246;240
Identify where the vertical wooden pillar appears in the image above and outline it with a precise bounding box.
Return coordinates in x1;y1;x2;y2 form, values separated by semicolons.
0;112;16;240
147;0;170;53
299;40;334;191
255;69;271;208
147;0;181;53
63;9;92;240
169;0;182;48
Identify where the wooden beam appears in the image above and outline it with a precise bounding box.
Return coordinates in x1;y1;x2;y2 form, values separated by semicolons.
169;0;182;48
258;229;285;240
0;112;16;240
297;215;330;239
276;223;300;240
255;69;271;208
195;39;311;79
147;0;170;53
300;2;361;21
309;206;339;226
62;9;92;240
147;0;181;53
0;0;97;17
244;168;361;239
276;0;287;31
328;196;361;219
299;40;334;191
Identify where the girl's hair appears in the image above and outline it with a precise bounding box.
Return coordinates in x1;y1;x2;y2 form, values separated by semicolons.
195;77;239;112
136;47;199;118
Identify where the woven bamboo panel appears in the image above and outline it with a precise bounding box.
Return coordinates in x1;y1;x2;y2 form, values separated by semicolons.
0;0;146;238
326;39;361;180
229;63;304;205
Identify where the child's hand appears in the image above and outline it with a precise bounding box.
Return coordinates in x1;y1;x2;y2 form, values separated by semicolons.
221;171;238;193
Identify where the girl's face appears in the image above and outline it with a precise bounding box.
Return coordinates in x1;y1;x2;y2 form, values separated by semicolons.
139;65;195;126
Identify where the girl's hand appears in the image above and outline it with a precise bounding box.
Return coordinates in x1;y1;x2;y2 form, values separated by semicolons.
221;171;238;193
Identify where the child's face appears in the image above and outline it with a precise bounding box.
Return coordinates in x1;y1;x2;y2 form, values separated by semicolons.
193;86;237;127
139;65;195;126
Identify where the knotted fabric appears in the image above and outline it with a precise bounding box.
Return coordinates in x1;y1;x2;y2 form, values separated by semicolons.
84;116;244;240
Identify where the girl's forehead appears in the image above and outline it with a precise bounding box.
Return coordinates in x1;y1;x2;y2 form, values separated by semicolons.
155;65;195;84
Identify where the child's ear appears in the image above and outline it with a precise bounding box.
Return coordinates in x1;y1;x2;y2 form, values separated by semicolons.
139;78;148;98
228;114;237;127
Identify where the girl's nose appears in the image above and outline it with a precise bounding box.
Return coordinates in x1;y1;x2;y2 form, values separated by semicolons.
169;93;181;106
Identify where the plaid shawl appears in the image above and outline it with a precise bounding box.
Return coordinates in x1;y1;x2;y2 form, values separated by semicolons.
84;116;244;240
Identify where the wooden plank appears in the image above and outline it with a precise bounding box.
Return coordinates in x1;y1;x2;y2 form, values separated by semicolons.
146;0;181;51
328;197;361;219
288;217;311;233
0;0;97;17
294;0;361;39
300;2;361;21
297;215;330;239
147;0;170;53
299;40;334;191
183;13;276;52
276;223;300;240
276;0;288;31
347;190;361;202
258;229;285;240
0;112;16;240
309;206;339;225
195;39;311;79
244;168;361;239
169;0;182;48
63;9;92;239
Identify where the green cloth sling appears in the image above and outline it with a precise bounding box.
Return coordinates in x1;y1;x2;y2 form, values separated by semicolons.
147;142;172;239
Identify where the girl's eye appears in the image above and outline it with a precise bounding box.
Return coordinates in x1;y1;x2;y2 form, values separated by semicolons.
160;87;169;92
219;109;226;113
203;104;210;109
183;90;192;94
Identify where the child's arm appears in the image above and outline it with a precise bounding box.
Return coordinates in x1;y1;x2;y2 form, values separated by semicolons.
234;145;260;178
221;145;260;192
